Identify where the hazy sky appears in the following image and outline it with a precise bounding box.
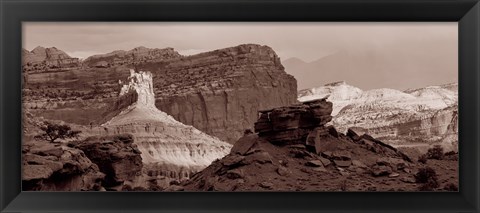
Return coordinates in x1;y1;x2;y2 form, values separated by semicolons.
23;22;457;89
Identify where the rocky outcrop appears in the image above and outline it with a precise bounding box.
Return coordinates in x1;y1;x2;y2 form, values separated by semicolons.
22;142;104;191
83;46;181;68
182;99;421;191
70;134;143;188
99;69;232;179
141;44;298;143
254;98;333;145
22;46;80;73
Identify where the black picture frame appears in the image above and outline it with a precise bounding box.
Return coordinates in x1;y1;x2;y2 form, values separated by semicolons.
1;0;479;212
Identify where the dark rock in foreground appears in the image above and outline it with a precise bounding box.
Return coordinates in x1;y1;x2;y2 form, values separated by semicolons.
22;142;104;191
181;99;442;191
70;134;143;188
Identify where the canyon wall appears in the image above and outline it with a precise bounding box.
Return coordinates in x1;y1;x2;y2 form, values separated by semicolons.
141;44;298;143
83;46;181;68
23;44;298;144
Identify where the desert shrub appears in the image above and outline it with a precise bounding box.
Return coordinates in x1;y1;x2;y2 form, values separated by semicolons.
426;145;444;160
418;179;440;191
418;154;428;164
415;167;439;191
443;183;459;191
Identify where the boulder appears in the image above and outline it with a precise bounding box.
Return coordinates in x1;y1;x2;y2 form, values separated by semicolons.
230;134;259;155
276;166;290;176
226;169;245;179
371;165;393;177
346;127;367;141
255;98;334;145
222;155;246;167
259;182;274;189
306;160;324;167
334;160;352;168
244;151;273;164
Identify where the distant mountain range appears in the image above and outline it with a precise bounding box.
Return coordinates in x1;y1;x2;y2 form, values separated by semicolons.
282;50;457;91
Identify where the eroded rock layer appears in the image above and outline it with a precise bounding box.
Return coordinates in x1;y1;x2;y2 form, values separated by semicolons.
99;69;232;179
22;47;81;73
22;44;298;144
298;82;458;151
83;46;181;68
142;44;298;143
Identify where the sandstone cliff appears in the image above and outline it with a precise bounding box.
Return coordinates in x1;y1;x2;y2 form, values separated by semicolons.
97;69;232;179
83;46;181;68
23;44;297;145
22;46;80;73
140;44;298;143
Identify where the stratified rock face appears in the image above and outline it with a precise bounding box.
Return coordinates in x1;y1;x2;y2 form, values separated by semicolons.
254;99;333;145
22;142;105;191
100;69;232;179
22;46;80;73
141;44;298;143
83;46;181;68
298;82;458;151
71;134;143;188
22;44;297;144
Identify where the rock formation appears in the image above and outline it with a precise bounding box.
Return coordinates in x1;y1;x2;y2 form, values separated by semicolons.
22;142;104;191
181;98;456;192
70;134;143;189
22;44;298;144
141;44;298;143
83;46;181;68
98;69;232;179
298;82;458;151
22;46;80;73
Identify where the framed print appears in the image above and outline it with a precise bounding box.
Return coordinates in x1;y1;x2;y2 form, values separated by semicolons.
1;0;479;212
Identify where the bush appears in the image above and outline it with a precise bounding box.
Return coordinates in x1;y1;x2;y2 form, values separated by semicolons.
415;167;439;191
426;145;444;160
444;151;459;161
418;154;428;164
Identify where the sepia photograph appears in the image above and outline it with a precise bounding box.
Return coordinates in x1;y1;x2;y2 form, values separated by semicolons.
21;22;458;192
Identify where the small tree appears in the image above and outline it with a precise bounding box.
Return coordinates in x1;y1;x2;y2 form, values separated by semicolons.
34;121;81;143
